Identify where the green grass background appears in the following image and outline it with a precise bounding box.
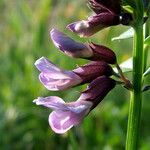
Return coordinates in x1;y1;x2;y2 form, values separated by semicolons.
0;0;150;149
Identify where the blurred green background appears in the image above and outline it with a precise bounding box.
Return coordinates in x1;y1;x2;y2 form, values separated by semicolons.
0;0;150;149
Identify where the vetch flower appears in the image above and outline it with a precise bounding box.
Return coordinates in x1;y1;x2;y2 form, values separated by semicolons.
35;57;114;91
67;12;120;37
33;76;116;134
50;29;116;64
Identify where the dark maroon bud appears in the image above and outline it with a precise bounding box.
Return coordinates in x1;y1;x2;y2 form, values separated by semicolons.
88;0;121;14
79;76;116;110
88;43;117;64
73;61;113;83
120;13;133;25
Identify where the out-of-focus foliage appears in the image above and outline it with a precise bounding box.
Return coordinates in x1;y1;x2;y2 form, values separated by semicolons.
0;0;150;149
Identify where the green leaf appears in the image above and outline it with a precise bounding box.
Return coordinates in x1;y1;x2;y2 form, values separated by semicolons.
113;57;133;73
122;5;134;13
144;36;150;45
112;28;134;41
143;67;150;76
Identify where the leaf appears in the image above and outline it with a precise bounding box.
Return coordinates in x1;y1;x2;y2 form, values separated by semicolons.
112;28;134;41
144;36;150;45
143;67;150;76
122;5;134;13
113;57;133;73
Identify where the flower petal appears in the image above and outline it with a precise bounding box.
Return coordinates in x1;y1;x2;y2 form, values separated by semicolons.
34;57;61;72
49;101;92;134
50;29;93;58
33;96;67;110
39;72;82;91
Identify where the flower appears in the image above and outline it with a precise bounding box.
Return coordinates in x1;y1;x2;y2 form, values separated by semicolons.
34;57;82;91
33;76;116;134
34;57;113;91
67;12;120;37
50;29;116;64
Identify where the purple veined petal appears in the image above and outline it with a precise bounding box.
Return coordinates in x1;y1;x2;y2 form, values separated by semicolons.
48;101;92;134
67;13;120;37
35;57;77;79
39;71;82;91
34;57;61;72
33;96;68;110
50;29;93;58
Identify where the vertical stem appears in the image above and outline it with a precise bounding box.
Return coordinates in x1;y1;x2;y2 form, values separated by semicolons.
143;19;150;72
126;24;144;149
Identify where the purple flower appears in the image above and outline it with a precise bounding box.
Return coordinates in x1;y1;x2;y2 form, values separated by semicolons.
50;29;116;64
33;76;116;134
35;57;113;91
34;57;82;91
67;12;120;37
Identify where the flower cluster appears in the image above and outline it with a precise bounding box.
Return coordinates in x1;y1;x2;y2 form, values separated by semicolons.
34;0;132;134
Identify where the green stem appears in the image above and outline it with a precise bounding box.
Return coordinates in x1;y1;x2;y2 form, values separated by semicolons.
125;0;144;146
126;25;143;150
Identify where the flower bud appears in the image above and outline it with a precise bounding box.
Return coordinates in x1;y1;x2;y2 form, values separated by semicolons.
67;13;120;37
